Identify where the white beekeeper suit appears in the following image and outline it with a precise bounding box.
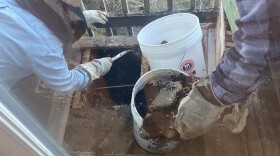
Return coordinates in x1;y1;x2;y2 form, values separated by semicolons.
62;0;112;83
0;0;111;92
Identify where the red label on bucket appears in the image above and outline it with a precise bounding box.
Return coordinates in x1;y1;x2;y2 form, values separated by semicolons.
180;60;195;75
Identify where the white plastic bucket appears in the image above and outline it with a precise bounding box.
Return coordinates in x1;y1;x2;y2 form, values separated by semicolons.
137;13;206;77
131;69;187;154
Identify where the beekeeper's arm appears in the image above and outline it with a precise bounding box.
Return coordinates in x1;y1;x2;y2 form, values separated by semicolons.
78;57;112;82
61;0;109;29
32;45;112;93
175;0;275;140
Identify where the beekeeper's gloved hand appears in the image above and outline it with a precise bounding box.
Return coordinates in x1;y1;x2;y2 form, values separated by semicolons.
79;57;112;81
83;10;109;29
174;78;250;140
61;0;109;27
174;79;227;140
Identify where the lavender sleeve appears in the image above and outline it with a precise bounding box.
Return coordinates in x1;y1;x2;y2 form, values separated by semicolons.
210;0;280;103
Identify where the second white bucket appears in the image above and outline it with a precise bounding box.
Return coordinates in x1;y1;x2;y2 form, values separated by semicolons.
137;13;206;77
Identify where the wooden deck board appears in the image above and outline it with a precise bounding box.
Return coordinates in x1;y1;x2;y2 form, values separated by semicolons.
73;36;138;50
65;36;280;156
66;4;280;155
124;85;280;155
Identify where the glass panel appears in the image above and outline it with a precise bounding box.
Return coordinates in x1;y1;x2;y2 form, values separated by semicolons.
2;0;279;155
0;85;67;155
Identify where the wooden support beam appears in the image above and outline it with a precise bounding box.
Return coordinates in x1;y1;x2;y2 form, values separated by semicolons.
73;36;138;49
121;0;129;13
214;0;220;9
141;56;150;75
202;28;208;74
144;0;150;13
105;28;113;36
121;0;133;36
190;0;196;10
167;0;173;12
207;28;216;75
94;10;219;28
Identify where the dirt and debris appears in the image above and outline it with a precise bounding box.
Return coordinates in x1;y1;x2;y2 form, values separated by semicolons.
64;105;134;155
135;73;197;143
64;49;142;154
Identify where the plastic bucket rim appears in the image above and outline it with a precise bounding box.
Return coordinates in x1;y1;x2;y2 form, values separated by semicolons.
139;33;203;57
137;13;200;47
139;31;202;53
131;68;189;122
131;68;188;153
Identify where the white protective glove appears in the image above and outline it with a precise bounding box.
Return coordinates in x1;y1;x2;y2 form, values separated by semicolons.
61;0;81;7
79;57;112;81
174;84;227;140
174;79;249;140
83;10;109;29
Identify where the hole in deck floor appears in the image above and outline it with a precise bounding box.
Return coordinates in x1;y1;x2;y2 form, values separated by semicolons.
83;48;141;107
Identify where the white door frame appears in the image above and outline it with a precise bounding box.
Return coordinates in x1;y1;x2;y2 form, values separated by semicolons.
0;87;68;156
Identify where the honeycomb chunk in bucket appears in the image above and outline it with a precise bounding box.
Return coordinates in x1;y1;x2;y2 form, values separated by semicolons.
135;74;197;143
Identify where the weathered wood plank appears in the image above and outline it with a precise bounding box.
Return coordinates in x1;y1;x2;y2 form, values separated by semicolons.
214;0;220;9
71;49;92;108
215;1;225;65
202;124;247;156
47;92;72;144
94;10;219;28
207;28;216;75
253;82;280;156
71;92;82;109
143;0;150;13
121;0;133;35
140;56;150;76
267;52;280;107
105;28;113;36
241;92;265;156
70;152;95;156
167;0;173;12
222;0;239;32
73;36;138;49
202;27;209;74
191;0;196;10
65;106;134;154
121;0;128;13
